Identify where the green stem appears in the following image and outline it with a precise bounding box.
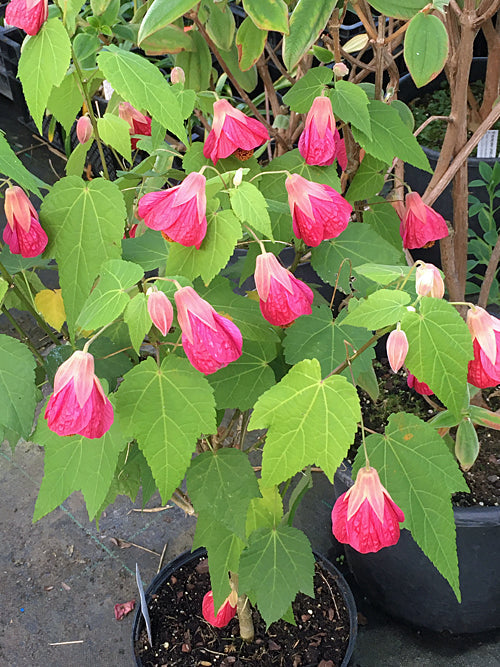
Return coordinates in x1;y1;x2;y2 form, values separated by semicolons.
243;224;266;253
1;306;44;364
82;322;113;353
71;48;110;181
326;326;393;378
0;262;60;346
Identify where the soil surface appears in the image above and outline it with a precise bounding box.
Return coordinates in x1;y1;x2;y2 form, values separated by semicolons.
351;361;500;507
134;555;352;667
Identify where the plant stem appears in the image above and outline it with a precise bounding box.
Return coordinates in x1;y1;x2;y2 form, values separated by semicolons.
236;593;255;643
478;233;500;307
1;306;44;364
327;326;392;378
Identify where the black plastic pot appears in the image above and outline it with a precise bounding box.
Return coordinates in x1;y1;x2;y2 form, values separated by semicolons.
334;464;500;633
132;546;358;666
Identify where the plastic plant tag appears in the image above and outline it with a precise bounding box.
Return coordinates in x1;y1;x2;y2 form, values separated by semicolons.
477;130;498;159
136;563;152;647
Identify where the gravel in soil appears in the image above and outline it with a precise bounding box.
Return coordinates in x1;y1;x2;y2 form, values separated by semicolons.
134;555;352;666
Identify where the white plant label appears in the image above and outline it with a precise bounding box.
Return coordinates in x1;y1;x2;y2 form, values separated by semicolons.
477;130;498;159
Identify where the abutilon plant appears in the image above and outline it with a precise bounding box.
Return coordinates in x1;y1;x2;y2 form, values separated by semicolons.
298;95;347;169
398;192;449;249
3;186;48;258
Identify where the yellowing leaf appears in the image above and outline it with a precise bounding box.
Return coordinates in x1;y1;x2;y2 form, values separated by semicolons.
35;289;66;331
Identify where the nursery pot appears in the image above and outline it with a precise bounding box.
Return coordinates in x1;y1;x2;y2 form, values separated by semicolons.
334;464;500;633
132;547;358;666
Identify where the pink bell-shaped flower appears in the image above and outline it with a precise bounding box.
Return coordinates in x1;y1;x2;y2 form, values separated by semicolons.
44;350;114;439
298;96;347;169
76;116;93;144
285;173;352;247
415;262;444;298
203;99;269;165
147;287;173;336
255;252;314;326
138;172;207;249
331;466;405;554
118;102;152;149
3;186;48;258
467;305;500;366
467;335;500;388
407;372;433;395
174;286;242;374
386;326;408;373
5;0;48;35
202;590;237;628
398;192;449;249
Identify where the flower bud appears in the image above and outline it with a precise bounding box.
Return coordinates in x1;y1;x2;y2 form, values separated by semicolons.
233;168;243;187
171;66;185;84
147;287;173;336
76;116;93;144
455;417;479;471
332;62;349;78
415;263;444;298
386;327;408;373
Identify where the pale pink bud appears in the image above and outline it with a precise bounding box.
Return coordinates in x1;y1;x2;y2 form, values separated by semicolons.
331;466;405;553
387;327;408;373
467;306;500;366
332;62;349;78
119;102;152;149
298;96;347;169
415;263;444;298
171;66;185;84
3;186;47;258
76;116;93;144
147;287;173;336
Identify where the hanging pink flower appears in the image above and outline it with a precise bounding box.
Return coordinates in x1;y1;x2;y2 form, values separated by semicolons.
407;372;433;395
5;0;47;35
467;336;500;388
118;102;152;149
285;173;352;247
298;96;347;169
174;287;242;374
331;466;405;554
467;306;500;366
386;327;408;373
45;350;114;439
147;287;173;336
398;192;449;250
137;172;207;249
202;590;237;628
255;252;314;326
203;99;269;165
76;116;93;144
3;186;48;258
415;262;444;298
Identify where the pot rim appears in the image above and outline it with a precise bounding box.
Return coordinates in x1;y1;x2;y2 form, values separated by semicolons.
131;546;358;667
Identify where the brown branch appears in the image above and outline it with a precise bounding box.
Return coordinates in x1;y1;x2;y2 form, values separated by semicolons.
385;19;410;44
478;234;500;307
474;0;500;26
265;42;294;84
350;0;379;41
414;115;451;137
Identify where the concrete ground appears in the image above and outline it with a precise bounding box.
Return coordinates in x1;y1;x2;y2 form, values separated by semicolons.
0;90;499;667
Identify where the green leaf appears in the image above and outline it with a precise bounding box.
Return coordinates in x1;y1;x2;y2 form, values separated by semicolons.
363;197;404;251
354;412;469;599
0;334;37;443
175;30;212;92
311;222;405;295
239;525;314;625
219;44;258;93
65;139;92;178
0;278;8;306
33;401;127;522
345;155;386;203
140;23;194;56
343;289;411;329
193;510;245;610
230;182;272;238
329;80;371;138
76;259;143;332
98;46;187;143
18;18;71;132
367;0;427;19
124;292;151;354
99;443;156;512
206;2;235;51
40;177;126;337
283;0;337;70
236;17;267;71
250;358;360;486
47;72;83;134
72;32;101;67
351;100;431;172
404;13;449;88
122;229;169;271
208;341;277;410
283;303;375;380
282;68;333;113
243;0;289;34
246;482;283;537
187;448;260;539
354;263;411;286
402;298;473;416
97;113;132;164
138;0;199;44
115;356;216;501
0;133;45;197
469;405;500;430
166;209;241;285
